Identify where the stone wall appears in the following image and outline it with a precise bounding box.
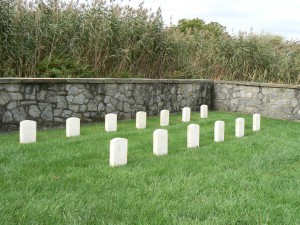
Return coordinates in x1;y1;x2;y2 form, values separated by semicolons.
2;78;300;132
214;81;300;120
0;78;213;131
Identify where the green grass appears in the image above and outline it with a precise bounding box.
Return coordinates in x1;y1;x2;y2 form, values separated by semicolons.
0;111;300;224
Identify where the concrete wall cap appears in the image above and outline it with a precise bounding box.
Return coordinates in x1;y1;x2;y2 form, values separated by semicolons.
214;80;300;89
0;78;214;84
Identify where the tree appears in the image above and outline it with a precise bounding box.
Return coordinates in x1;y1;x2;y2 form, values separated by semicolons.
177;18;205;33
177;18;226;37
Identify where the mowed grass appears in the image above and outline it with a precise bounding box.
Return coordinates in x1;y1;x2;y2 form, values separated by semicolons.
0;111;300;224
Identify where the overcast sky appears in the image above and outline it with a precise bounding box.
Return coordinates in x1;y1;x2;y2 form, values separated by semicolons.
116;0;300;40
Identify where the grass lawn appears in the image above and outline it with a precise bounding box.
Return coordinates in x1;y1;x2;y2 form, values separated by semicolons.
0;111;300;224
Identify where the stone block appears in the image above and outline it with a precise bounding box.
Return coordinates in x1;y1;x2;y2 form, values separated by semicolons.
136;111;146;129
291;98;298;108
53;109;63;118
153;129;168;156
106;103;115;113
114;92;127;102
20;120;36;144
106;84;118;97
54;117;64;122
12;107;27;122
116;101;123;111
111;98;119;107
79;105;87;112
253;114;261;131
9;92;23;101
187;124;200;148
28;105;41;118
37;90;47;101
83;112;91;118
5;84;20;92
128;98;135;105
0;91;10;106
182;107;191;122
41;105;53;121
98;102;105;112
110;138;128;167
62;110;72;118
83;89;93;99
94;96;102;102
235;118;245;138
160;110;169;126
104;96;110;104
68;85;79;95
66;96;73;103
97;85;104;94
105;113;117;132
25;86;36;100
20;101;36;106
200;105;208;118
124;102;131;113
46;92;58;103
73;93;85;104
180;99;187;107
87;100;98;111
125;91;133;98
7;102;18;110
3;111;13;123
214;121;225;142
89;112;96;117
66;117;80;137
57;96;68;109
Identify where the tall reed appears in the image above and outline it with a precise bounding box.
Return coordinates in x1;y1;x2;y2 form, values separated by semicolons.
1;0;300;84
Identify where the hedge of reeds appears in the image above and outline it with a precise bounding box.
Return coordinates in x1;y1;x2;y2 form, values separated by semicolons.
1;0;300;84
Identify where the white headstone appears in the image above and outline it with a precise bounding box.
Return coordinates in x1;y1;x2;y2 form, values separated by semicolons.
153;129;168;155
214;121;225;142
66;117;80;137
253;113;261;131
200;105;208;118
105;113;117;132
182;107;191;122
20;120;37;144
160;110;169;126
109;138;128;167
136;111;147;129
187;124;200;148
235;118;245;138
